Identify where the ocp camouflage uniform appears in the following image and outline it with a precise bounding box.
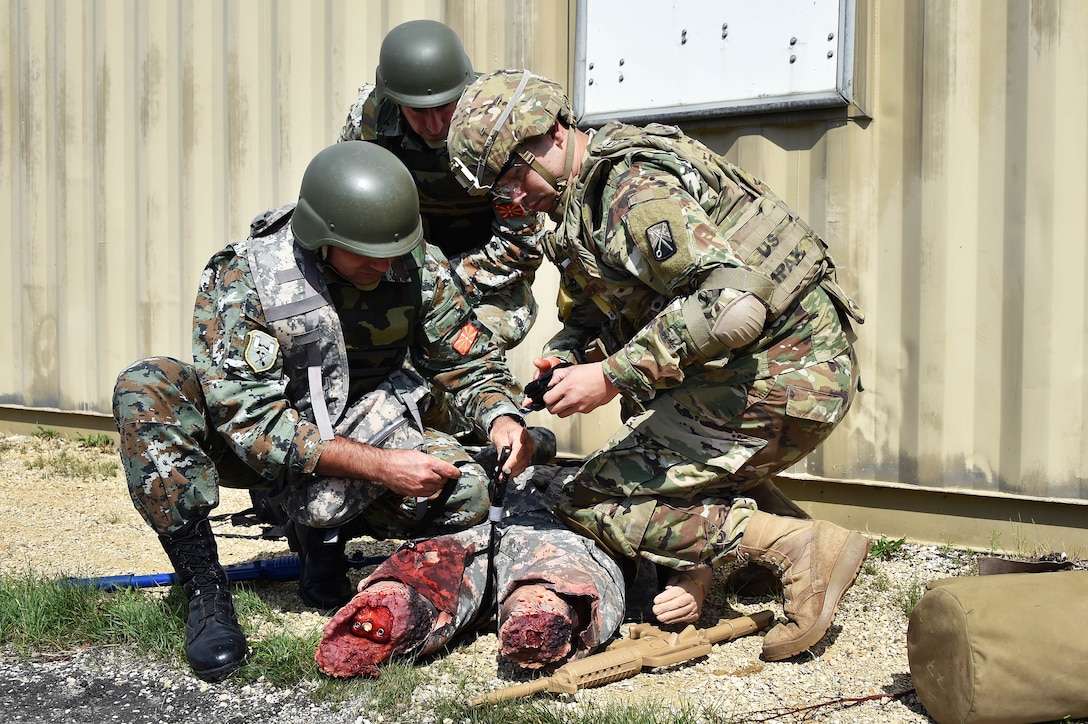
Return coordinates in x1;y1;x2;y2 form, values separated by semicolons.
544;122;865;574
339;83;548;350
357;464;625;663
114;204;524;539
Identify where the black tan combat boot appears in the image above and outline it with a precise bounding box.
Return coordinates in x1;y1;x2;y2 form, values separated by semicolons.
736;511;870;661
287;521;353;610
158;518;248;682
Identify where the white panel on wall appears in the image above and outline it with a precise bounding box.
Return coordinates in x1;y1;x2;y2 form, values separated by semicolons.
573;0;855;124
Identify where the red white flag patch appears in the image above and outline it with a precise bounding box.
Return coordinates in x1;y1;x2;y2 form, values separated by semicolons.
495;202;528;219
452;324;479;355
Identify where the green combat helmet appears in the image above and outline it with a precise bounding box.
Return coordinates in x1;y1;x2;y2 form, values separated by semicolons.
447;69;573;196
292;141;424;258
375;19;475;109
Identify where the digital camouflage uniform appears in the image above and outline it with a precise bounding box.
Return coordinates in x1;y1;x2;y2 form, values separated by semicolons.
339;84;547;350
315;464;626;677
114;204;524;539
541;122;865;574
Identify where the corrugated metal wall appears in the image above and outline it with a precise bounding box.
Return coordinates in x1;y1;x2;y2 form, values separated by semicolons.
3;0;1086;506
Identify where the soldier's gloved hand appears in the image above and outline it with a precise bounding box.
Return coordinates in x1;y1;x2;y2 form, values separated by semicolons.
521;357;572;412
535;362;619;418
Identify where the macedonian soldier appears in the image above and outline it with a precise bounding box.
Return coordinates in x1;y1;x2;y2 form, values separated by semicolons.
337;20;546;353
112;141;533;682
446;70;870;661
337;21;555;452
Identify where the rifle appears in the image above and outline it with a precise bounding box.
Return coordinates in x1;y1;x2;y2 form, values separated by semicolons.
468;609;775;706
65;551;387;592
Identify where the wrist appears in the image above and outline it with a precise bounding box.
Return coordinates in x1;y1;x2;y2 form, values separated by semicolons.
492;413;527;431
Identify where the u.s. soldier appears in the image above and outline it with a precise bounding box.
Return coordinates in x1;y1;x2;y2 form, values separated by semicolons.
446;70;870;661
112;141;532;682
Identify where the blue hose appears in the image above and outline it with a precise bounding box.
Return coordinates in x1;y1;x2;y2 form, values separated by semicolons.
65;552;387;591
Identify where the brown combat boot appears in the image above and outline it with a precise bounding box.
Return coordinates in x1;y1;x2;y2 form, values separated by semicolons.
737;511;870;660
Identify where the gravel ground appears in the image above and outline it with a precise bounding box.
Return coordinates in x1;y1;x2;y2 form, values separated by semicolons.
0;432;1083;724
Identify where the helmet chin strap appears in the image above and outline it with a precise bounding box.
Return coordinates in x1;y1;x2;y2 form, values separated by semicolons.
512;123;577;215
547;125;578;219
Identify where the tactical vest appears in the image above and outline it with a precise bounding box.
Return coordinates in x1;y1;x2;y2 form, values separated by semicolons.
371;102;496;258
560;122;864;328
244;204;424;440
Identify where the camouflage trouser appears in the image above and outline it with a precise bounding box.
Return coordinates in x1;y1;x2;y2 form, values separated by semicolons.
365;470;626;662
558;348;859;572
113;356;488;537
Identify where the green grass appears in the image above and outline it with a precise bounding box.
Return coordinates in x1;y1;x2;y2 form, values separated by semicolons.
0;572;185;657
26;448;118;479
76;433;116;452
869;535;907;560
0;571;715;723
896;580;928;617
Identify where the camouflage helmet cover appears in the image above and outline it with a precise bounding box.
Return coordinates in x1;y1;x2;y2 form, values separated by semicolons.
292;141;424;259
374;19;475;109
447;69;573;195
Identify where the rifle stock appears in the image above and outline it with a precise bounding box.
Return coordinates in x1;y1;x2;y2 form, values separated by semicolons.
468;609;774;706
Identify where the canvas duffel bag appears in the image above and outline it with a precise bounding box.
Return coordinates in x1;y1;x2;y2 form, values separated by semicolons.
906;569;1088;724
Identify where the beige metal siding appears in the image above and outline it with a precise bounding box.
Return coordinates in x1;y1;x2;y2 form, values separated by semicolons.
679;1;1088;505
2;0;1087;511
0;0;569;407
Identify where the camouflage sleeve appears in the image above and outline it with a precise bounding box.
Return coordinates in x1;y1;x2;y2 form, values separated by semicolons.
411;244;524;434
540;276;608;364
336;83;380;142
597;163;756;402
452;201;547;300
192;247;327;478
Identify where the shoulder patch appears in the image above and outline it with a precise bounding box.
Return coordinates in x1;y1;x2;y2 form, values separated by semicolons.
621;196;696;280
244;330;280;373
646;220;677;261
451;323;480;355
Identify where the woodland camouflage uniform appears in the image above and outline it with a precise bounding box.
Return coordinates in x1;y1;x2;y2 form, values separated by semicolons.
114;206;523;539
111;140;537;683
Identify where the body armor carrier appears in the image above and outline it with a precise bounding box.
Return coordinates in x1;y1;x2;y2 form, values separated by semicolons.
244;204;425;441
561;122;864;327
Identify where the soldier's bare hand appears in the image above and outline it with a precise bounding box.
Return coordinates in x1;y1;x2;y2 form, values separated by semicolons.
652;567;713;625
376;448;462;498
489;415;532;478
530;356;565;381
521;356;565;410
314;437;459;498
543;362;619;418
